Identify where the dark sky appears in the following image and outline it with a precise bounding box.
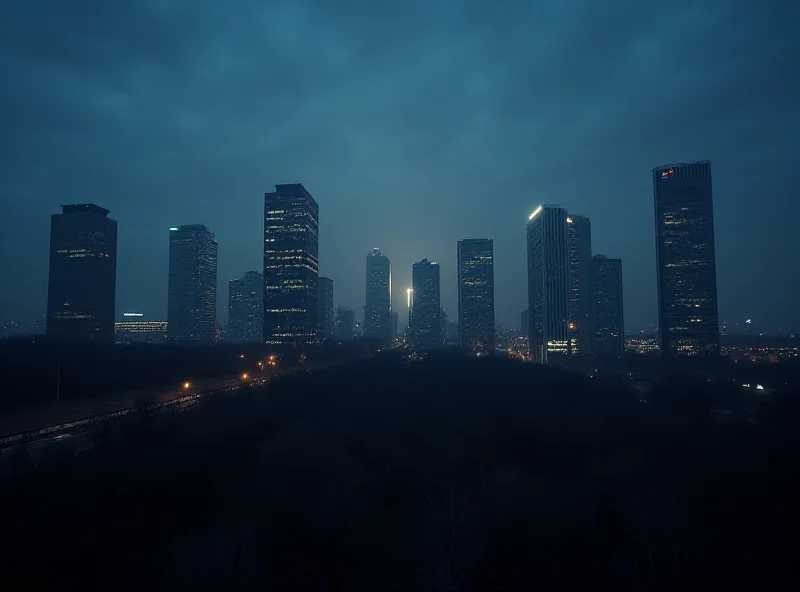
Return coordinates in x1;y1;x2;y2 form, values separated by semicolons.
2;0;799;333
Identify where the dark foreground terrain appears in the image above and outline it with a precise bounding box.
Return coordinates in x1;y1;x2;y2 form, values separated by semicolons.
2;352;799;590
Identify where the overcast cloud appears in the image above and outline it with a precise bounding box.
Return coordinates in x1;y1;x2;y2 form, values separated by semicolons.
1;0;798;332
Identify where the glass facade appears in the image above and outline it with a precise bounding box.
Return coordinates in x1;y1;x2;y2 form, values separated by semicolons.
228;271;263;344
653;161;720;356
47;204;117;342
263;183;319;346
364;248;392;344
591;255;624;355
527;205;570;363
167;225;218;343
457;239;495;354
567;214;593;353
318;276;334;339
411;259;441;350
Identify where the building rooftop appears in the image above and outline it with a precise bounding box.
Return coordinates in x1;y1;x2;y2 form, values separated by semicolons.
61;204;111;216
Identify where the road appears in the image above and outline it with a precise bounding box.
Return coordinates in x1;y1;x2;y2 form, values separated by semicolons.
0;356;362;470
0;376;271;472
0;373;267;438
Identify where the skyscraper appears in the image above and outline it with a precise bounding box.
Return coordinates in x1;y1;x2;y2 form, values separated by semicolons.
457;239;495;354
567;214;593;353
263;183;319;346
520;310;529;337
167;225;217;343
391;311;399;340
527;205;570;363
228;271;263;344
410;259;441;350
364;248;392;343
592;255;625;355
318;276;334;340
46;204;117;342
653;161;720;356
334;306;354;340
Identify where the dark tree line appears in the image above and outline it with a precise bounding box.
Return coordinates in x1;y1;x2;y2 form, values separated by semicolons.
0;337;382;410
1;351;799;590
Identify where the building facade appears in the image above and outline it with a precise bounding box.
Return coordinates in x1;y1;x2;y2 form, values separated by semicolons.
567;214;593;353
114;313;167;343
520;310;529;337
47;204;118;342
364;248;392;343
334;306;354;340
167;225;218;343
457;239;495;354
228;271;263;344
527;205;570;363
653;161;720;355
591;255;625;355
411;259;441;350
318;276;334;340
263;183;319;346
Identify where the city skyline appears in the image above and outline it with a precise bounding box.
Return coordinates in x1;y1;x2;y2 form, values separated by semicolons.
2;1;799;333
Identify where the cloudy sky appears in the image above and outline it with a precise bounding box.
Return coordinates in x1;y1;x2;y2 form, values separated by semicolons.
1;0;798;332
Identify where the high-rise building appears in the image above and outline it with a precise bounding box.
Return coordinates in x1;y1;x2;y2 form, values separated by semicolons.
527;205;570;363
391;311;399;340
47;204;117;342
457;239;495;354
653;161;720;356
567;215;593;353
591;255;624;355
228;271;263;344
520;310;529;337
410;259;441;350
317;277;334;340
167;225;218;343
115;313;167;344
263;183;319;346
334;306;354;340
364;248;392;343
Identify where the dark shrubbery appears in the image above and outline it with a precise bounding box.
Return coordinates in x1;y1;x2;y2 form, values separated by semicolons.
1;352;798;590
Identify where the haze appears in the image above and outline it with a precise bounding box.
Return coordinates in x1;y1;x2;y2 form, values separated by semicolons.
1;0;798;332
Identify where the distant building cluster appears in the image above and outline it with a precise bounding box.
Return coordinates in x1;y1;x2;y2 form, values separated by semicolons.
525;206;624;362
40;160;734;361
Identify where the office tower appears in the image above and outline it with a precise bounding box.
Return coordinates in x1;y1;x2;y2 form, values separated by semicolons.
457;239;495;354
167;225;218;343
526;205;570;363
263;183;319;346
410;259;441;350
592;255;625;355
318;277;334;340
391;311;399;339
228;271;263;344
653;161;720;355
115;313;168;344
46;204;117;341
441;308;449;343
520;310;529;337
364;248;392;343
334;306;354;340
567;215;593;353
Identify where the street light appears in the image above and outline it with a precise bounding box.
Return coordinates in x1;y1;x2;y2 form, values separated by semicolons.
242;373;248;380
184;382;191;389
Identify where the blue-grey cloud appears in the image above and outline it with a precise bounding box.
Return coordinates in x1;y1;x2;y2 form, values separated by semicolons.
1;0;798;332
